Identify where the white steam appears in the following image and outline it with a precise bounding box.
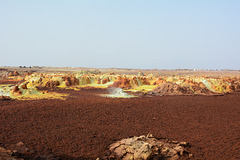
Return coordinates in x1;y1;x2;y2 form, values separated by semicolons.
102;88;135;98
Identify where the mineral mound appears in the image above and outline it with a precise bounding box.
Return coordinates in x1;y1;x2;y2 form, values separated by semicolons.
45;80;60;88
107;134;192;160
11;86;22;95
111;77;132;89
148;82;215;95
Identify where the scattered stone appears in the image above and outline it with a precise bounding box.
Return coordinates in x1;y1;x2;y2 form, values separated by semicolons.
0;142;60;160
0;146;23;160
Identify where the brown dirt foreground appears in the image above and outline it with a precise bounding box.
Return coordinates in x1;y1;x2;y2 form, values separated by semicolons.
0;88;240;160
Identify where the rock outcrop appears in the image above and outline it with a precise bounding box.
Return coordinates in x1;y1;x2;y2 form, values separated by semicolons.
108;134;192;160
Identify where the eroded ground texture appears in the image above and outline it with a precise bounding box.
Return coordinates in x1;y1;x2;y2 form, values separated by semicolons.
0;87;240;159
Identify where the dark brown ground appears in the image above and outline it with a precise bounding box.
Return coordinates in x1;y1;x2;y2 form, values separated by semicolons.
0;88;240;160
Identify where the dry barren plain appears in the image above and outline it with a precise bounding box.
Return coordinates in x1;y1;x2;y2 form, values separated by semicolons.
0;67;240;160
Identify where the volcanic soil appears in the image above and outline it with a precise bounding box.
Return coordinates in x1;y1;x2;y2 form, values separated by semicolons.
0;88;239;159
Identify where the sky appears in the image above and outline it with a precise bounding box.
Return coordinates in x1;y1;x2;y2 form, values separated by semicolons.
0;0;239;69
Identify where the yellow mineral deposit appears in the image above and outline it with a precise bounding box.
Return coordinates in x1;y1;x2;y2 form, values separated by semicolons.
1;72;239;100
0;83;68;100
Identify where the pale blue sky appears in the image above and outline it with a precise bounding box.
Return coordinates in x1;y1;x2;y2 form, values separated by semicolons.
0;0;239;69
